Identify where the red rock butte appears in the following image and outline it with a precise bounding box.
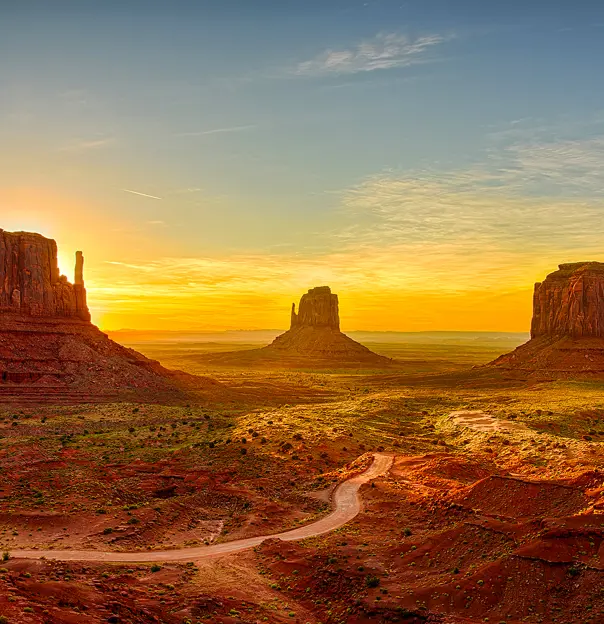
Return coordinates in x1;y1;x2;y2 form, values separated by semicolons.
491;261;604;377
200;286;392;368
1;230;90;322
0;229;195;403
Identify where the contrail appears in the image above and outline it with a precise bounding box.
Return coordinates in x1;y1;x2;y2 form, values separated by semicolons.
122;189;163;200
175;124;257;137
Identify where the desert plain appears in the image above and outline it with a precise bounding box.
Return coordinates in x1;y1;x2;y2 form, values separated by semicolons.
1;328;603;624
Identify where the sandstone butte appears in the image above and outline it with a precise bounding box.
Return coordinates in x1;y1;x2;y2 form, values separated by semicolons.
491;261;604;377
0;229;202;403
201;286;392;367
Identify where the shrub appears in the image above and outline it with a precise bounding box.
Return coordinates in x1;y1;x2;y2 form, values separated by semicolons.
151;564;161;573
365;575;380;588
2;551;10;562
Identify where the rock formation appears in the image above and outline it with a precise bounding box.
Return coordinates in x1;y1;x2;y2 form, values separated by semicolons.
0;229;90;321
290;286;340;330
490;261;604;377
0;229;203;402
199;286;392;368
531;262;604;339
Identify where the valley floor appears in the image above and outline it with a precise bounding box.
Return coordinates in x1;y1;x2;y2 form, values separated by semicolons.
0;336;603;623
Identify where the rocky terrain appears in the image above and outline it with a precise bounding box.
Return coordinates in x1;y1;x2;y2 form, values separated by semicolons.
0;230;218;403
0;251;603;624
491;262;604;378
195;286;393;368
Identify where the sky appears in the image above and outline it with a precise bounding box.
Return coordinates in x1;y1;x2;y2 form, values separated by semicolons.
2;0;604;332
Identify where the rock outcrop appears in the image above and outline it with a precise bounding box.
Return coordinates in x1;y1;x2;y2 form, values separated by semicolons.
0;229;207;402
290;286;340;330
490;262;604;378
198;286;392;368
0;229;91;321
531;262;604;339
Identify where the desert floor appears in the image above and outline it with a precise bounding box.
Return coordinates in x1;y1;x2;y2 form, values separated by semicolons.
0;333;602;624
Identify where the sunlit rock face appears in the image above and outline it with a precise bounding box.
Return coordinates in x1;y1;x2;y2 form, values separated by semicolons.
0;229;90;321
489;261;604;378
290;286;340;330
531;262;604;339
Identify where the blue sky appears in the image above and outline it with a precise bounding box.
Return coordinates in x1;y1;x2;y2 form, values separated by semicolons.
1;0;604;330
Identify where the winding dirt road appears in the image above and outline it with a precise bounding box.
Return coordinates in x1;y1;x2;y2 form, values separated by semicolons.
12;453;392;563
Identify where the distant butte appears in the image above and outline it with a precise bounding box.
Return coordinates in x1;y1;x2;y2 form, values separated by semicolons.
199;286;392;368
490;261;604;377
0;229;210;403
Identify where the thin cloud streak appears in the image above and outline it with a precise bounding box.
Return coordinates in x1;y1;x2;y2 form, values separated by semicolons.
59;137;115;152
175;124;258;137
122;189;163;200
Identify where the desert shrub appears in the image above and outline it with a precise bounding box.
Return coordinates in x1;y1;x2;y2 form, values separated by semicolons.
365;575;380;588
103;527;113;535
240;448;247;455
151;564;161;572
2;551;9;562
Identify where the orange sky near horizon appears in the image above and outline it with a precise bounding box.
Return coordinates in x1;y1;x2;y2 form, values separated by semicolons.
0;186;571;334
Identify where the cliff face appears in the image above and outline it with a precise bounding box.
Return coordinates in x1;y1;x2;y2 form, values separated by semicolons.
531;262;604;339
0;229;90;321
290;286;340;330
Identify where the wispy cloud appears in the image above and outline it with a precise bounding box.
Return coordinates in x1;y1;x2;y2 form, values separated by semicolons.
175;124;257;137
122;189;163;200
294;33;452;77
59;137;115;152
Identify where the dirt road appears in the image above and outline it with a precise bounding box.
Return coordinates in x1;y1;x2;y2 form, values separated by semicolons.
12;453;393;563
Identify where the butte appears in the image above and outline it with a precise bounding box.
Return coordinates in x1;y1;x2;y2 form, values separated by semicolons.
489;261;604;378
0;229;210;403
200;286;392;368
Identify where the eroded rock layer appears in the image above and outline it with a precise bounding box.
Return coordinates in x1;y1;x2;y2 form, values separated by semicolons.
491;261;604;377
0;229;207;402
0;229;90;321
291;286;340;330
532;262;604;338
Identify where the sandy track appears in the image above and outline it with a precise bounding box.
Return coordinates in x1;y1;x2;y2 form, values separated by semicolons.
450;410;529;433
12;453;393;563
